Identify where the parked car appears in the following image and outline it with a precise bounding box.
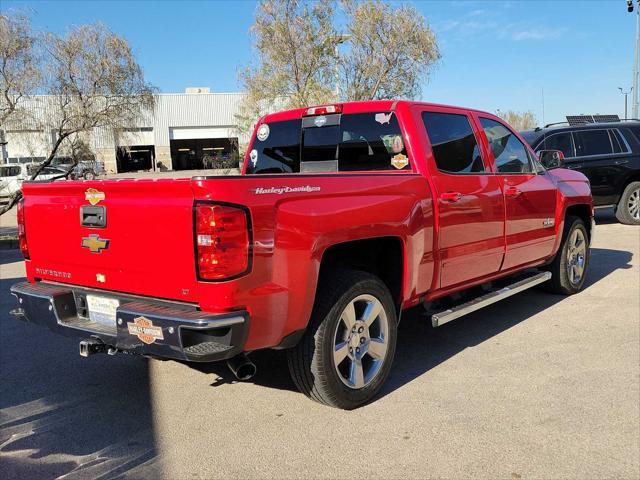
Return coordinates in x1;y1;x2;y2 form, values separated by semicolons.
50;158;106;180
10;100;593;409
0;164;66;203
521;121;640;224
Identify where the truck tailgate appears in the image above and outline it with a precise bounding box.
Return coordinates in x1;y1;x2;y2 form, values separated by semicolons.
22;179;199;302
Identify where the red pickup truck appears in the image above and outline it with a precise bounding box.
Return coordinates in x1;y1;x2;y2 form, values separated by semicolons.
10;100;593;409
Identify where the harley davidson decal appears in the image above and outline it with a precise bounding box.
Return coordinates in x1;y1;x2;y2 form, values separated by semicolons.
252;185;321;195
391;153;409;170
127;316;164;345
85;188;105;205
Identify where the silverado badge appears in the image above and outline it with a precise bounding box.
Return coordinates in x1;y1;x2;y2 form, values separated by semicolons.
127;316;164;344
85;188;105;205
81;234;109;253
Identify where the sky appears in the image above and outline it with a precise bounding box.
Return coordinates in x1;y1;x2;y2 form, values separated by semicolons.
2;0;638;125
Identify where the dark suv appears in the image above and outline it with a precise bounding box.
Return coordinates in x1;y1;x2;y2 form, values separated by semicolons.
521;121;640;225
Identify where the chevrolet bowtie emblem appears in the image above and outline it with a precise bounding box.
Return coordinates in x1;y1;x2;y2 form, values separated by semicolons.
81;234;109;253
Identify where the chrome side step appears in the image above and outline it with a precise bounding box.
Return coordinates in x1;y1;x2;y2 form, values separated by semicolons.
431;271;552;327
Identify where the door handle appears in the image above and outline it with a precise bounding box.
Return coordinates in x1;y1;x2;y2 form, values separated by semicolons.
615;160;629;165
440;192;463;202
504;186;522;198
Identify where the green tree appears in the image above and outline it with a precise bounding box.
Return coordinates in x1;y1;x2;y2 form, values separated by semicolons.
237;0;441;142
236;0;338;136
340;0;440;100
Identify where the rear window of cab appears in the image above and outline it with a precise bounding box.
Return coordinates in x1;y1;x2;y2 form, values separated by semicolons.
245;112;411;174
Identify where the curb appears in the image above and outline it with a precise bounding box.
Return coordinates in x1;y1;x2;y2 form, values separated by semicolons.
0;237;18;250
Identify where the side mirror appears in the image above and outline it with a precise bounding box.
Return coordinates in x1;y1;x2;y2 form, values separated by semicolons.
538;150;564;170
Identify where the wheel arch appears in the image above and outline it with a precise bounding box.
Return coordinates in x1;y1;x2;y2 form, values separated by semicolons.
565;203;593;241
318;236;405;309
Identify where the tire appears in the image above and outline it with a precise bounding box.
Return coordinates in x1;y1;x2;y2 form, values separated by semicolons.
83;171;96;180
287;270;398;409
615;181;640;225
545;216;590;295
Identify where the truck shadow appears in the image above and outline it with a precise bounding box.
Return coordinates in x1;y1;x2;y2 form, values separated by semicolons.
0;250;161;479
193;246;633;402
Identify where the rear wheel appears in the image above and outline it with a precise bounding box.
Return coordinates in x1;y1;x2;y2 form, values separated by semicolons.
615;181;640;225
83;170;96;180
287;270;397;409
546;216;590;295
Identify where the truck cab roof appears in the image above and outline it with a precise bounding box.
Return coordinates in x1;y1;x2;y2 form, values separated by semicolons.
261;100;493;123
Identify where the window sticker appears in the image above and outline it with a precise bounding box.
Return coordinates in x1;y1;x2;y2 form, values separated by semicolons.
391;135;404;154
391;153;409;170
314;115;327;127
249;149;258;167
257;124;270;141
375;112;393;125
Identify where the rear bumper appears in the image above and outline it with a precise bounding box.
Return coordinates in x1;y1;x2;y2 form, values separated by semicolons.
9;281;249;362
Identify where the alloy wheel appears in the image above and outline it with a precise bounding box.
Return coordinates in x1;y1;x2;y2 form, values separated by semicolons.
566;228;587;285
332;294;389;389
627;187;640;220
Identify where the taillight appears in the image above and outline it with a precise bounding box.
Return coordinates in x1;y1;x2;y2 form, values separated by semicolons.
195;203;251;280
304;104;342;116
17;196;29;259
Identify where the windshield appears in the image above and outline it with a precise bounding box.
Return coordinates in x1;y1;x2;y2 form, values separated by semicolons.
246;112;410;174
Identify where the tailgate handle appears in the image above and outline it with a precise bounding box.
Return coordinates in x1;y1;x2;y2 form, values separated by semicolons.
81;205;106;228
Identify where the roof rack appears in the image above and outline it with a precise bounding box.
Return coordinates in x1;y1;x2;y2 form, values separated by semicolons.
542;121;578;128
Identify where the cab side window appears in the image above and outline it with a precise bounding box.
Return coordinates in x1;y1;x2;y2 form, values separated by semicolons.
480;118;533;174
421;111;485;174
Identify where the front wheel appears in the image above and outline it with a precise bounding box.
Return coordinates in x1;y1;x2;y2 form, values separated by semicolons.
615;181;640;225
287;270;397;409
545;216;590;295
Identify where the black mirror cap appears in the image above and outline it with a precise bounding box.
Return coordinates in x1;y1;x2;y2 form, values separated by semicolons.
538;149;564;170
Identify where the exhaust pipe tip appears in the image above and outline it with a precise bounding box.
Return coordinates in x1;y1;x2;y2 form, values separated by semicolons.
227;353;257;381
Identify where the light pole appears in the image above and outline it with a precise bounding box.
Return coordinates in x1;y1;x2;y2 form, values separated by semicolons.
331;34;351;100
627;1;640;118
619;87;633;119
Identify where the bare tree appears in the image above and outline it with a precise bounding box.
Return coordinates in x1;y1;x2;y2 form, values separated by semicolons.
0;22;155;215
498;110;538;130
0;12;40;128
340;0;440;100
236;0;338;138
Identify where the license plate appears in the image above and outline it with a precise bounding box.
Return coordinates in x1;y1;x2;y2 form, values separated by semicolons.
86;295;119;328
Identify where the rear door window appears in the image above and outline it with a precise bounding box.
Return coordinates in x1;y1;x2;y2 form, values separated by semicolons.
538;132;575;158
421;112;485;173
610;129;630;154
573;130;613;157
480;118;533;174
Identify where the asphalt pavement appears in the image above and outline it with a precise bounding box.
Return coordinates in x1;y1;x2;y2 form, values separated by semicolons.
0;209;638;480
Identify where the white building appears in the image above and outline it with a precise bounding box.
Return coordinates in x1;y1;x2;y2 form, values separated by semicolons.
0;89;247;174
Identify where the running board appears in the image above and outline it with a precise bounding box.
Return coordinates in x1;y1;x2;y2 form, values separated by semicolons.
431;271;552;327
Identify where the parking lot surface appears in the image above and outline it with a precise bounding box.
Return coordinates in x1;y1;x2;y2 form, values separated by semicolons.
0;209;638;480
